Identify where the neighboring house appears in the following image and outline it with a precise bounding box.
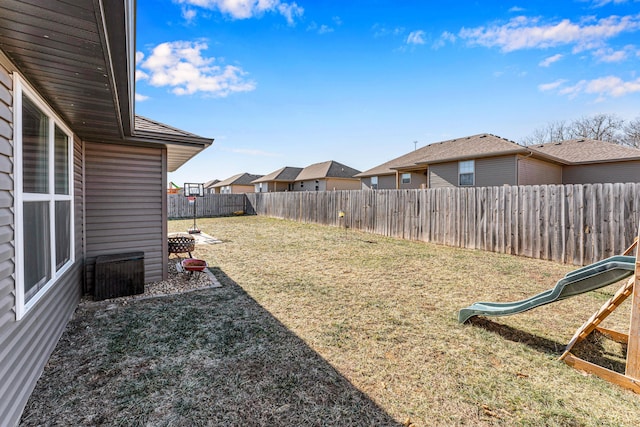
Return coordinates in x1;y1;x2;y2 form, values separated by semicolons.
204;179;221;194
252;166;303;192
0;2;212;425
293;160;361;191
213;173;263;194
357;134;640;189
527;139;640;184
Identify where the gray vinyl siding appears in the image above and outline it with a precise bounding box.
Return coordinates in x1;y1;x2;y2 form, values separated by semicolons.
431;157;517;188
0;62;83;426
378;175;396;189
517;156;562;185
475;156;517;187
360;174;396;190
84;142;165;294
562;161;640;184
429;163;458;188
399;172;428;189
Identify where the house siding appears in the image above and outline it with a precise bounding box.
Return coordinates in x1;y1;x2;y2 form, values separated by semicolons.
562;161;640;184
430;157;517;188
399;172;428;189
361;174;397;190
475;156;517;187
325;178;360;191
518;156;562;185
84;142;165;294
0;62;83;426
429;163;458;188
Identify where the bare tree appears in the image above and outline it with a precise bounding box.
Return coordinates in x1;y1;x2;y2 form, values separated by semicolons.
569;113;623;143
521;113;626;145
622;117;640;149
521;120;570;145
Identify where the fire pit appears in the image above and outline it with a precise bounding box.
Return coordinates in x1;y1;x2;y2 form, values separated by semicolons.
168;233;195;258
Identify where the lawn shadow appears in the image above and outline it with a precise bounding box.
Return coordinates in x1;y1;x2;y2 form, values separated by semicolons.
468;317;566;355
21;267;401;426
467;317;628;373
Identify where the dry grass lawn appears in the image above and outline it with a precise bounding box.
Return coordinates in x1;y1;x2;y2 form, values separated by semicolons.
22;216;640;426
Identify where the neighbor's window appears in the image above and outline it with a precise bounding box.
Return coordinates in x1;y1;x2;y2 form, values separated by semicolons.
371;176;378;189
15;76;74;319
459;160;475;186
401;173;411;184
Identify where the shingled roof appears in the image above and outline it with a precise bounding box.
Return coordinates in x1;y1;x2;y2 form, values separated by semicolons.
213;173;263;187
295;161;361;181
356;134;525;177
252;167;304;183
528;139;640;164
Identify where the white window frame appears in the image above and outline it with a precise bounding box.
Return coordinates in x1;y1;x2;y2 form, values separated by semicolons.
14;75;75;320
458;160;475;186
370;176;378;189
401;173;411;184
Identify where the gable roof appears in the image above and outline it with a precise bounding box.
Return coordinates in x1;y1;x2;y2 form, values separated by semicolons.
213;173;264;187
295;160;361;181
357;134;525;177
0;1;212;172
252;167;304;183
204;179;221;188
528;139;640;164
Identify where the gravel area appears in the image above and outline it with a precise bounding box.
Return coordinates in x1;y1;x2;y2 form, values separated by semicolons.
81;257;221;306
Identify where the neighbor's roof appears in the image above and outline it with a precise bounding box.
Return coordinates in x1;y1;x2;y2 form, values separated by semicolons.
204;179;221;188
252;167;304;183
356;134;526;177
528;139;640;164
213;173;264;187
0;1;212;172
295;161;361;181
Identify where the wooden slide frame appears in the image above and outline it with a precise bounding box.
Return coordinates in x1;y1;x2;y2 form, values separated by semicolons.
560;232;640;393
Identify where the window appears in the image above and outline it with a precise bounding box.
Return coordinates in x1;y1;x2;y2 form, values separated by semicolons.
459;160;475;186
14;76;74;319
401;173;411;184
370;176;378;189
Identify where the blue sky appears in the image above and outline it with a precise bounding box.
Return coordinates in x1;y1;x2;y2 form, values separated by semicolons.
134;0;640;186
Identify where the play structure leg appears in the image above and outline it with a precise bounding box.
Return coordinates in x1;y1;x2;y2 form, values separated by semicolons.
560;229;640;393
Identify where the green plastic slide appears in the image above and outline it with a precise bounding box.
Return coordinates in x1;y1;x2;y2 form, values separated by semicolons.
458;255;636;324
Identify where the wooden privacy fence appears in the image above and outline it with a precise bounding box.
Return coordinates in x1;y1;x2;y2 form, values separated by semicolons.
245;183;640;266
167;194;249;219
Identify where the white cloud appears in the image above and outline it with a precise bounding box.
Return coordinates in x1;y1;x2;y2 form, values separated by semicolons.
307;21;334;34
135;69;149;81
372;24;405;38
539;53;563;67
182;7;198;23
137;41;256;97
592;45;636;62
509;6;526;13
538;79;568;91
175;0;303;24
459;14;640;52
318;24;334;34
407;30;426;45
433;31;456;48
135;93;150;102
550;75;640;98
591;0;629;7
